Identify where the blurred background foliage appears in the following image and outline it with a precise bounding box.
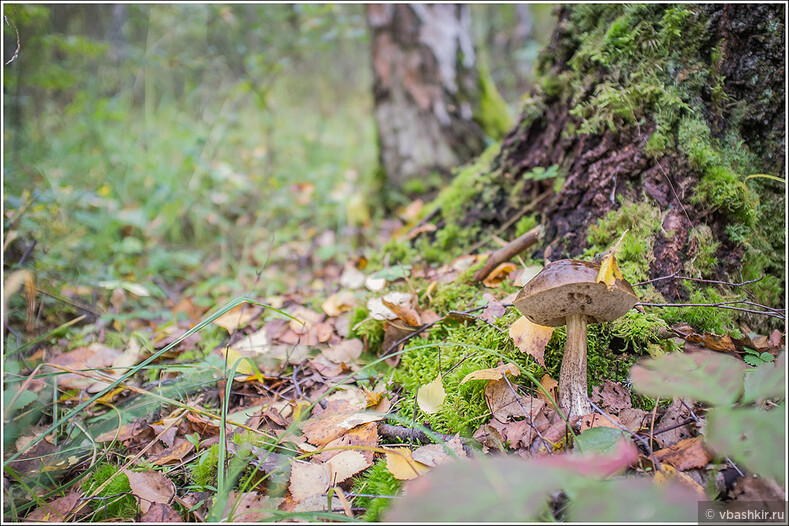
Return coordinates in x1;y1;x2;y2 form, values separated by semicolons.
3;4;554;333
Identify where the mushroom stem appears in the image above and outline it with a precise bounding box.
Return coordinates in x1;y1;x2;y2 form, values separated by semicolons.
559;313;591;418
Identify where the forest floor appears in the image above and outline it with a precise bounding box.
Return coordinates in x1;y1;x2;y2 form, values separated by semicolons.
3;192;786;521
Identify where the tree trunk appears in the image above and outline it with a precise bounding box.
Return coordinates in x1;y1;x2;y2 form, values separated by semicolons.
367;4;486;197
424;4;785;329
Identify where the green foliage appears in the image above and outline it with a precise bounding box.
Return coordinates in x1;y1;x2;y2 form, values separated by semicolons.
353;318;385;355
610;310;667;354
514;215;538;238
390;309;542;435
475;61;514;140
351;460;401;521
80;464;137;520
659;286;736;334
189;443;220;488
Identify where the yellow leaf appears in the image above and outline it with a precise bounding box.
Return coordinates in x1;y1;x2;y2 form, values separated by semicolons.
384;447;431;480
213;304;257;332
509;316;555;368
416;375;445;414
460;363;520;384
653;464;706;499
596;252;624;290
223;347;256;375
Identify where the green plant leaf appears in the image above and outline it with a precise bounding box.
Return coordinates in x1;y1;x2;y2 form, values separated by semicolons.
574;427;628;454
705;404;785;485
630;350;745;406
741;353;785;404
371;264;412;281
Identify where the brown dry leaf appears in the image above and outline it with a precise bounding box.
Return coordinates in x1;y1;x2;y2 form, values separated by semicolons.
289;307;323;334
310;354;345;378
509;316;554;368
618;408;651;432
124;469;176;514
222;491;280;522
25;490;83;521
384;447;431;480
460;363;520;384
327;450;372;483
323;338;363;365
731;474;786;502
589;381;633;415
654;464;706;499
171;297;204;321
700;332;737;353
653;436;713;471
289;461;330;502
302;403;384;446
381;298;421;326
315;322;334;343
537;374;559;408
655;399;694;447
322;290;357;316
479;294;506;323
148;438;195;466
411;444;452;468
95;421;146;443
482;262;518;288
485;378;544;423
8;436;58;474
214;304;259;332
141;503;182;522
416;375;445;415
48;344;121;389
320;421;379;464
489;418;539;451
578;412;623;432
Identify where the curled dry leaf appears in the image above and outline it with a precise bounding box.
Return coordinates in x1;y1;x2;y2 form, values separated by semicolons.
339;265;366;289
384;447;431;480
416;375;445;415
538;374;559;408
302;405;384;446
653;436;713;471
578;412;623;432
460;363;520;384
322;290;357;316
509;316;554;368
482;262;518;288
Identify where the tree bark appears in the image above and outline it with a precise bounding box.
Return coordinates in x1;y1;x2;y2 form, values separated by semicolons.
425;4;785;328
367;4;486;196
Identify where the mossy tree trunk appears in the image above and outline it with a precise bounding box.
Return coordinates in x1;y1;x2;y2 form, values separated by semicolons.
424;4;785;330
367;4;487;198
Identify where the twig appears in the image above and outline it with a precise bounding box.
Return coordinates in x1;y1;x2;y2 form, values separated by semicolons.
634;273;765;288
4;14;20;65
635;301;784;319
378;423;454;444
472;225;543;282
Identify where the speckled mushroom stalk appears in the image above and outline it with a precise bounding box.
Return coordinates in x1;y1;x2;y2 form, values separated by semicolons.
513;259;638;420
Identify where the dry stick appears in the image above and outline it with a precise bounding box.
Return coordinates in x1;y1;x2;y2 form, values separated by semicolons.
635;301;784;319
634;272;765;288
472;225;544;282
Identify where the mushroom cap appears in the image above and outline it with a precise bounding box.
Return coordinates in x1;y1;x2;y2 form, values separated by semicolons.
513;259;637;327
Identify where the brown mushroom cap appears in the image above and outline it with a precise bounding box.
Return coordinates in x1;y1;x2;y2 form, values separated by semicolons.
513;259;637;327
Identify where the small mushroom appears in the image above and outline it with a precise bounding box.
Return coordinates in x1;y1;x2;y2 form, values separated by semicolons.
513;259;637;419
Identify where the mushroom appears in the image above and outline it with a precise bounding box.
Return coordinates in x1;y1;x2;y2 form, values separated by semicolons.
513;259;637;419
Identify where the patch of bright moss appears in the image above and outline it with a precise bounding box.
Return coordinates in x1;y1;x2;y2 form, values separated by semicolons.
475;61;513;140
354;317;385;355
390;309;543;435
610;310;668;354
81;463;137;521
684;225;719;278
351;460;401;521
658;285;737;334
514;215;538;238
584;199;663;283
431;143;500;226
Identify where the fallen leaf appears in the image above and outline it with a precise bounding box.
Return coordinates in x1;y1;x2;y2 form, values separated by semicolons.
222;492;280;522
485;378;544;423
537;374;559;408
25;490;83;521
327;450;372;483
578;412;623;432
302;403;385;446
384;447;431;480
289;461;330;502
589;381;632;415
411;444;453;468
148;438;195;465
417;375;446;415
596;252;624;290
514;265;543;287
47;344;121;389
654;436;713;471
322;290;357;316
323;338;363;365
320;421;379;464
289;307;322;334
700;332;737;353
482;262;518;288
213;304;259;332
365;276;387;292
124;469;176;513
509;316;554;368
479;295;506;323
141;503;182;522
381;295;421;326
460;363;520;384
654;464;706;499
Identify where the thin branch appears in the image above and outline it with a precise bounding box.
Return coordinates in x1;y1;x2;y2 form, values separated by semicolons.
634;272;765;288
4;15;20;65
635;301;784;319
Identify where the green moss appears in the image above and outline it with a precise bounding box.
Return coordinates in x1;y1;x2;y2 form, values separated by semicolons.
659;286;736;334
390;309;543;435
431;143;500;226
81;463;137;520
514;215;538;238
610;310;668;353
475;61;514;140
351;460;401;521
189;443;220;488
684;225;719;278
584;199;663;283
353;318;385;354
426;270;482;314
